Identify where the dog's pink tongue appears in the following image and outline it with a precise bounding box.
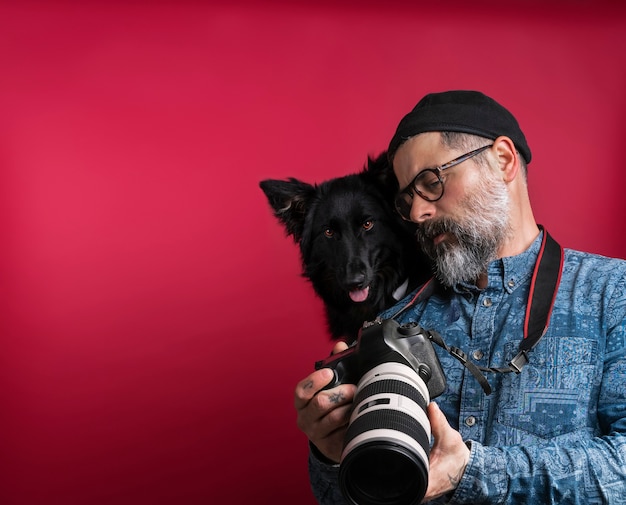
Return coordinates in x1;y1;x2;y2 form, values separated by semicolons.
349;286;370;303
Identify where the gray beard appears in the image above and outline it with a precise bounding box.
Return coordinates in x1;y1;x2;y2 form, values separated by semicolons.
416;175;512;287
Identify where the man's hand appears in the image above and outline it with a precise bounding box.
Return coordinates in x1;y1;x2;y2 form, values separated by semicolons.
294;341;356;463
422;402;470;502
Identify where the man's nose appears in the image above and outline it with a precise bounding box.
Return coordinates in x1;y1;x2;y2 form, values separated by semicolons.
408;196;437;223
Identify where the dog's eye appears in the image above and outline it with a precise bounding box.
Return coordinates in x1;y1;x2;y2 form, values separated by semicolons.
362;220;374;231
324;228;334;238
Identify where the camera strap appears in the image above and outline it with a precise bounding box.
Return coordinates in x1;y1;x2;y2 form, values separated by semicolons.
390;226;564;395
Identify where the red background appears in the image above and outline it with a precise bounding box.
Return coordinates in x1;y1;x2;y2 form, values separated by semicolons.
1;1;625;504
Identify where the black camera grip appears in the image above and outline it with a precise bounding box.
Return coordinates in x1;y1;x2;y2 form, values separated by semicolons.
314;345;359;391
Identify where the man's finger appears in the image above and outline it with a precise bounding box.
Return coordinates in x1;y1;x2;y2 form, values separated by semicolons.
294;368;335;409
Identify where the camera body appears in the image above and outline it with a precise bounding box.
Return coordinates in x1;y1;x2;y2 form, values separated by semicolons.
315;318;446;398
315;318;446;505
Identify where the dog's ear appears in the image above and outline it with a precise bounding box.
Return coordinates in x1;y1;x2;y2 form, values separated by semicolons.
362;151;399;201
259;178;316;243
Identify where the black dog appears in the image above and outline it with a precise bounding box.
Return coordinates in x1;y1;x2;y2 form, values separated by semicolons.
260;152;431;342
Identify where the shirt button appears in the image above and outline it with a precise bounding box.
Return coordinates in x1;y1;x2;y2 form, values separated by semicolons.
508;279;515;288
472;350;484;360
482;298;493;307
465;416;477;427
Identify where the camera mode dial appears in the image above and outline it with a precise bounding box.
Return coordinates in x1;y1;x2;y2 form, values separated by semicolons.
397;321;423;337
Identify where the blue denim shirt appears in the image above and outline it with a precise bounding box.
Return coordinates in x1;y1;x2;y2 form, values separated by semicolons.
309;233;626;504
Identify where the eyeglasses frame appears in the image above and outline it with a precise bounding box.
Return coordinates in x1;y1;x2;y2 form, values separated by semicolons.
394;143;493;219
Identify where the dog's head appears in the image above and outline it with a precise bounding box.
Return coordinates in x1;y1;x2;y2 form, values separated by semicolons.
260;153;426;322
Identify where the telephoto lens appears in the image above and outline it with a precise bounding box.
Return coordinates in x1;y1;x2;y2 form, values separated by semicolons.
338;360;433;505
314;318;445;505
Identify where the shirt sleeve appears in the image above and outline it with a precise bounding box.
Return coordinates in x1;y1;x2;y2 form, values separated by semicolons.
308;445;346;505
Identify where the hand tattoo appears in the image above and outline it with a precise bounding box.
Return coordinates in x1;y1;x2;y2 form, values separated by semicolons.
448;463;467;489
328;391;345;404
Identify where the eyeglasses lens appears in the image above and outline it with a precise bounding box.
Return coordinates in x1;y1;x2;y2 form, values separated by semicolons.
415;170;443;200
394;170;442;220
394;193;413;220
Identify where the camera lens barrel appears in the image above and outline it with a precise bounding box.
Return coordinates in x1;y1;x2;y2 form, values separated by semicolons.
338;361;431;505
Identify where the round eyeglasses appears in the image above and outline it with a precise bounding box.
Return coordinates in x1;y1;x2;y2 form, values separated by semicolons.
394;144;493;221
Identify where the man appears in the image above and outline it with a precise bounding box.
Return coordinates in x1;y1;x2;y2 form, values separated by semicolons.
294;90;626;504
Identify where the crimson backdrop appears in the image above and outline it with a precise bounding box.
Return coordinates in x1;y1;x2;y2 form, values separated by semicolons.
1;1;625;504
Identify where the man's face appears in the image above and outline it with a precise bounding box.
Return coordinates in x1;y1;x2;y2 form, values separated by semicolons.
393;132;512;287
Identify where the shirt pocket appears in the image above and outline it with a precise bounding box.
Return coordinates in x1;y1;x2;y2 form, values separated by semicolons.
496;335;599;440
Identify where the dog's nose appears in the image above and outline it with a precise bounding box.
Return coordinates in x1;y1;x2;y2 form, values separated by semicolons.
345;261;367;288
346;273;366;288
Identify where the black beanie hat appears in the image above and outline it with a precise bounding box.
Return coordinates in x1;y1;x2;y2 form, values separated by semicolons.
388;90;531;164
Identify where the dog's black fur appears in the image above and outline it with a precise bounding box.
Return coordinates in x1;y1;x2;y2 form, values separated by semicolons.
260;152;431;342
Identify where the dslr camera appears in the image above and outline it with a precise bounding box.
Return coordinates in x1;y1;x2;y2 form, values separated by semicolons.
315;318;446;505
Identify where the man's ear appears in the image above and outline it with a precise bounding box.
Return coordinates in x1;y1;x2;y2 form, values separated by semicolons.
493;135;520;183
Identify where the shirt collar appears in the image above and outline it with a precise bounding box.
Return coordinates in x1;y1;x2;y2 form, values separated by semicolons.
452;230;544;294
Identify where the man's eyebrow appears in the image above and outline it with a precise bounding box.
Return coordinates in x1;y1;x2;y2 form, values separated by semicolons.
398;163;436;192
